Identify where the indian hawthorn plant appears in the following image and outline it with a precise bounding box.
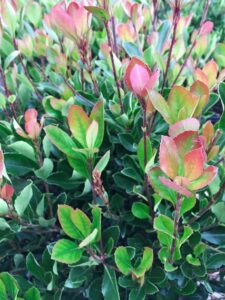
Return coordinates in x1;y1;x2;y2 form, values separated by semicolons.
0;0;225;299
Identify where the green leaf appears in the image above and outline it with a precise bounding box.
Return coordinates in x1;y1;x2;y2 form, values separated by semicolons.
137;137;152;171
0;218;10;230
133;247;153;278
0;272;19;300
0;199;9;216
207;253;225;269
71;208;92;238
186;254;201;266
131;202;150;219
148;91;173;124
180;197;196;216
79;228;98;248
144;280;159;295
115;247;132;275
219;82;225;131
90;100;104;148
179;226;193;247
51;239;83;264
94;151;110;173
58;205;83;240
45;125;76;157
4;153;38;176
24;287;41;300
148;167;176;204
67;155;89;179
154;215;174;238
26;2;42;26
26;253;46;284
212;202;225;223
85;6;110;21
68;105;90;147
9;141;36;162
4;50;20;69
92;206;102;241
102;266;120;300
86;120;99;149
34;158;53;180
14;182;33;216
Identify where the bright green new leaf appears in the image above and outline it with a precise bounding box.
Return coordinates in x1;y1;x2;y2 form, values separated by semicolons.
115;247;132;275
79;228;98;248
154;215;174;238
51;239;83;264
133;247;154;278
131;202;150;219
58;205;83;240
14;182;33;216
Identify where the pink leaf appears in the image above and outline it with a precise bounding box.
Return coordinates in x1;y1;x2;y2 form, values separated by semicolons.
200;21;214;36
159;177;193;197
159;136;179;179
125;57;158;98
169;118;200;138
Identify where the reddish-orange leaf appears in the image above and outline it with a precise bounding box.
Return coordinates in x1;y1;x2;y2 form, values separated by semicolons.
174;131;197;158
184;147;205;181
187;166;218;191
202;120;214;146
202;60;218;89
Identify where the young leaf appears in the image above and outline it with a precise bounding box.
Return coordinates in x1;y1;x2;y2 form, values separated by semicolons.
24;287;41;300
51;239;83;264
137;137;152;171
86;120;99;149
68;105;90;147
14;182;33;216
79;228;98;248
94;150;110;173
71;209;92;238
85;6;110;21
133;247;153;278
58;205;83;240
154;215;174;238
45;125;77;157
90;100;104;148
131;202;150;219
115;247;132;275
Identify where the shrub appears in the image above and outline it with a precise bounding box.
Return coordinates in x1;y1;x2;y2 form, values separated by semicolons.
0;0;225;299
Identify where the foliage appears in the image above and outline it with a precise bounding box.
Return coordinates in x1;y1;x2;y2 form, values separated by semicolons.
0;0;225;299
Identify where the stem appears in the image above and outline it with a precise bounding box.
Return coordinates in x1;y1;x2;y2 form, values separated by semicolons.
152;0;158;32
104;20;124;114
88;157;97;204
169;193;182;264
161;0;180;92
81;68;85;91
172;0;210;86
186;180;225;227
111;17;119;57
142;102;154;222
33;139;53;218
